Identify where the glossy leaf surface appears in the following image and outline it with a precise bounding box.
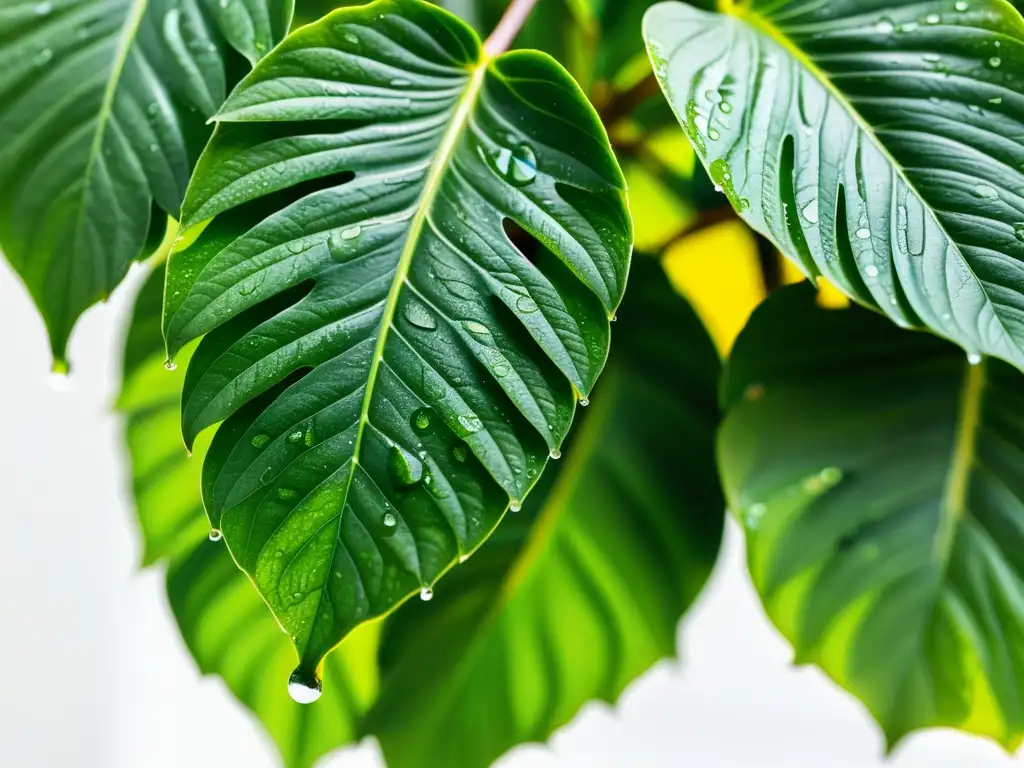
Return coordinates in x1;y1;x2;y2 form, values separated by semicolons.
0;0;291;364
645;0;1024;368
367;258;724;768
163;0;631;683
720;284;1024;749
120;264;377;768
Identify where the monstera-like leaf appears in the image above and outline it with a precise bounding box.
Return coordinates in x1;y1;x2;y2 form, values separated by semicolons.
162;0;631;695
720;284;1024;749
0;0;291;365
644;0;1024;369
367;258;724;768
120;263;379;768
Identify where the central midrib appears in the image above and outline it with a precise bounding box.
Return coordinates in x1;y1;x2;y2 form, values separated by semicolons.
297;58;491;669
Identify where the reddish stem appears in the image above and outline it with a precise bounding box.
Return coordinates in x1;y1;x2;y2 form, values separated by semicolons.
484;0;540;56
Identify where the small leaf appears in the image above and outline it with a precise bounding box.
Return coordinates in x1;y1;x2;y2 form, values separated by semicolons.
720;284;1024;750
163;0;631;685
367;258;724;768
0;0;292;364
645;0;1024;369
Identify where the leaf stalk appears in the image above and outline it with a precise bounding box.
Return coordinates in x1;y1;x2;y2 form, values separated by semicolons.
484;0;540;56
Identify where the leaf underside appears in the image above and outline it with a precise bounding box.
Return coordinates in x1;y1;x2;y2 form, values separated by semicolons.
367;258;724;768
645;0;1024;369
163;0;631;679
720;285;1024;750
0;0;289;362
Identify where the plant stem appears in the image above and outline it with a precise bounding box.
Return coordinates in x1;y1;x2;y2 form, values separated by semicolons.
484;0;540;56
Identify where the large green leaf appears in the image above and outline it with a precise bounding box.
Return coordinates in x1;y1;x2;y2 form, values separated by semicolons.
644;0;1024;369
119;263;379;768
720;284;1024;750
367;257;724;768
0;0;291;365
163;0;631;694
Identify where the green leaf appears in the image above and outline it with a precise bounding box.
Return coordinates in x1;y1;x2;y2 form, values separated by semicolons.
644;0;1024;369
0;0;291;365
367;257;724;768
119;263;378;768
163;0;631;690
719;284;1024;750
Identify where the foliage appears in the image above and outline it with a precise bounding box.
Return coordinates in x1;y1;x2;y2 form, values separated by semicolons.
5;0;1024;765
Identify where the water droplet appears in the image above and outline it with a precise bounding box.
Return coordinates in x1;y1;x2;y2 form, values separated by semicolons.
403;301;436;331
389;445;423;486
579;398;589;407
865;264;880;277
515;295;538;313
383;512;396;527
219;0;230;7
988;56;1002;68
251;434;270;448
707;128;721;141
875;18;895;33
452;444;468;463
287;430;304;443
855;227;871;240
974;184;998;199
488;143;538;186
341;225;361;240
162;358;177;372
464;320;489;336
457;414;482;435
968;352;982;365
390;78;410;87
955;0;969;10
287;669;322;704
925;13;940;24
208;528;222;542
34;48;53;66
720;102;733;114
411;407;433;433
419;587;434;601
744;503;767;531
549;449;562;460
286;240;307;254
510;501;522;512
801;199;819;224
819;467;843;485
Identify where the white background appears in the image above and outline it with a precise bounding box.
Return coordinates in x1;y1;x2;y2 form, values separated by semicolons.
1;258;1020;767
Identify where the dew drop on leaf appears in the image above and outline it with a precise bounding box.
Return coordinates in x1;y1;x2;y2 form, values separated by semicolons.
452;444;468;463
488;143;538;186
287;669;322;704
208;528;222;542
865;264;880;277
389;445;424;486
341;225;361;240
549;448;562;460
251;434;270;448
287;430;303;444
801;199;819;224
515;295;538;313
382;512;396;528
510;500;522;512
34;1;51;14
855;227;871;240
403;301;437;331
988;57;1002;68
968;352;983;365
457;414;482;435
579;397;590;407
411;407;433;432
875;18;894;33
419;587;434;602
974;184;998;199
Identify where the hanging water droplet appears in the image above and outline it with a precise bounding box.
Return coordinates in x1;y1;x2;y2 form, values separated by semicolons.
209;528;223;542
549;448;562;460
864;264;880;277
510;500;522;512
411;407;433;433
251;434;270;448
419;586;434;601
287;669;322;704
974;184;998;199
855;227;871;240
389;445;423;486
163;359;177;371
452;444;468;463
383;512;396;528
488;143;538;186
579;397;590;407
968;352;983;365
801;199;819;224
403;301;437;331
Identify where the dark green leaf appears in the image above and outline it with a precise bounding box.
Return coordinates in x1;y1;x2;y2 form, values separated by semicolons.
367;257;724;768
645;0;1024;369
163;0;631;688
119;263;377;768
0;0;291;365
720;284;1024;750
